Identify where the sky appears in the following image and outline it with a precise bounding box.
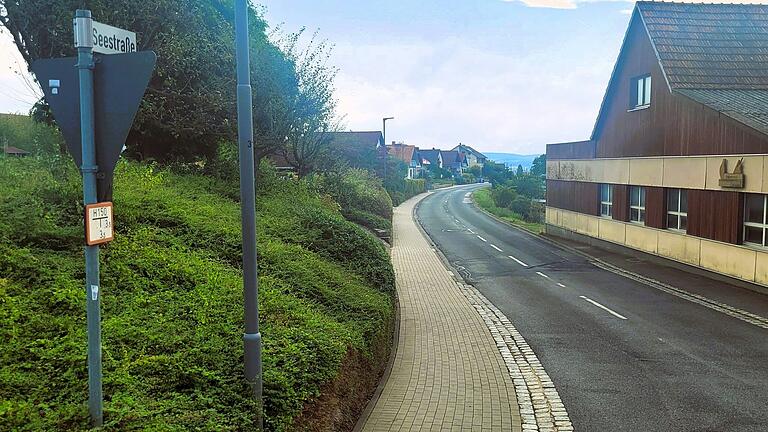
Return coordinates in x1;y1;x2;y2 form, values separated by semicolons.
2;0;766;155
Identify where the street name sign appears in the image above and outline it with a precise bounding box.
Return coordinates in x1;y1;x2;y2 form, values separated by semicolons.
92;21;137;54
85;202;114;246
74;17;137;55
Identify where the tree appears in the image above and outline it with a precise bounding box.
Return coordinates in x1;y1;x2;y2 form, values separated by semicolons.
279;30;340;177
516;164;524;177
531;154;546;177
509;175;544;200
0;0;300;163
482;161;509;186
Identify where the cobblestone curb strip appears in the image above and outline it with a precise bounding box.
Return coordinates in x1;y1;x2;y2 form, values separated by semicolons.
460;283;574;432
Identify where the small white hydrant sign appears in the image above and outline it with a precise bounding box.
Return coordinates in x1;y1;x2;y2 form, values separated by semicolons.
85;202;114;246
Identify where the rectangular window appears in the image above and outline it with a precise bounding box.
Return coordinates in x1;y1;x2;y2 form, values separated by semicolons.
666;189;688;231
631;74;652;108
600;184;613;217
744;194;767;247
629;186;646;224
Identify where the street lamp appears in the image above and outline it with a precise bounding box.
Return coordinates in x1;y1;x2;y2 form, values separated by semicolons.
382;116;394;146
382;117;394;178
235;0;263;429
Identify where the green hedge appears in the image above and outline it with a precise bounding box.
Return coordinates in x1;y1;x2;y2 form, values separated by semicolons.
0;158;394;431
311;168;393;234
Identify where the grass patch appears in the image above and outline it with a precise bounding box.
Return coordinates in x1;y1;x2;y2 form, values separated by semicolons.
473;187;544;234
0;157;394;431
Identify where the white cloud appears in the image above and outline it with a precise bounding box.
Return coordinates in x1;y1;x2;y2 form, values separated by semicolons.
334;37;612;153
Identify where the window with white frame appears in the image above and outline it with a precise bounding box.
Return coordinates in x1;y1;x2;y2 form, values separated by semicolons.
744;194;767;247
631;74;652;109
666;189;688;231
629;186;646;223
600;184;613;217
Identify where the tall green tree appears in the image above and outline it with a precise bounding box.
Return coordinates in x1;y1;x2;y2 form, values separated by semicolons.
530;154;546;177
0;0;299;163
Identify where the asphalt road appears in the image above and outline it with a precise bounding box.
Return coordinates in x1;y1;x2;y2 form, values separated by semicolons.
416;184;768;432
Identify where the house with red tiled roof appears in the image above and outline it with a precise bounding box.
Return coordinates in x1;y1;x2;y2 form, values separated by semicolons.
387;142;423;179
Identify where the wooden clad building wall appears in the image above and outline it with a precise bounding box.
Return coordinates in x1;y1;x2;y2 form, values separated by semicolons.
645;187;666;229
593;14;768;158
612;184;630;222
687;190;744;244
547;180;600;216
546;141;596;160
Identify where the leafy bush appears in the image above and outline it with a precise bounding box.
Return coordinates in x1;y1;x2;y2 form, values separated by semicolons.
342;208;392;237
0;157;394;431
491;186;517;208
510;196;532;220
312;168;393;220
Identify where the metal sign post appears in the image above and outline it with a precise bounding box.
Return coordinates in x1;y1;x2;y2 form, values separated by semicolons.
235;0;263;428
74;9;103;426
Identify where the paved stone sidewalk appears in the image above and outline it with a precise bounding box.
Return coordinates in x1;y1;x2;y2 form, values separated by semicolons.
361;192;522;432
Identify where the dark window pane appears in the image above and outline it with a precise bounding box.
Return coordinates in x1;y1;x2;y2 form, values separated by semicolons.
680;216;687;231
745;195;765;224
667;214;677;229
745;226;764;244
631;208;639;221
639;210;646;222
667;189;679;211
640;187;646;206
680;190;688;213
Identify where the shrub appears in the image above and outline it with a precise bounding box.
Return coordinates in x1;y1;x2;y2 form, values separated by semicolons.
312;168;393;220
491;186;517;208
0;157;395;431
510;196;532;220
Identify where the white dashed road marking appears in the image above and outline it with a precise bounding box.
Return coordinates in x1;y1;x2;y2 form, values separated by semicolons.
490;244;503;252
536;271;551;279
557;283;566;288
477;235;487;242
579;295;628;320
508;255;529;267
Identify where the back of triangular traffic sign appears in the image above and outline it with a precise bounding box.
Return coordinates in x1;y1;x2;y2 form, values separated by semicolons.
32;51;157;201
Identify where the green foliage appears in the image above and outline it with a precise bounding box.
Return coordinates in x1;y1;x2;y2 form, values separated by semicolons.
510;196;533;220
1;0;299;163
530;154;546;177
0;157;394;431
312;169;393;221
481;161;510;186
0;113;64;156
507;174;544;200
491;186;518;208
473;188;544;234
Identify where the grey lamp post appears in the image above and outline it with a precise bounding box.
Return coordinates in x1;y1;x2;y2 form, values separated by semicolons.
234;0;263;429
382;116;394;146
382;117;394;178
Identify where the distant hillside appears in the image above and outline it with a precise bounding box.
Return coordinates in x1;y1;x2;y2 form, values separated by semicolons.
484;152;541;169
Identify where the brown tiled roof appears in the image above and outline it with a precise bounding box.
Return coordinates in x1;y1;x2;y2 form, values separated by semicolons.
387;143;417;163
638;2;768;90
